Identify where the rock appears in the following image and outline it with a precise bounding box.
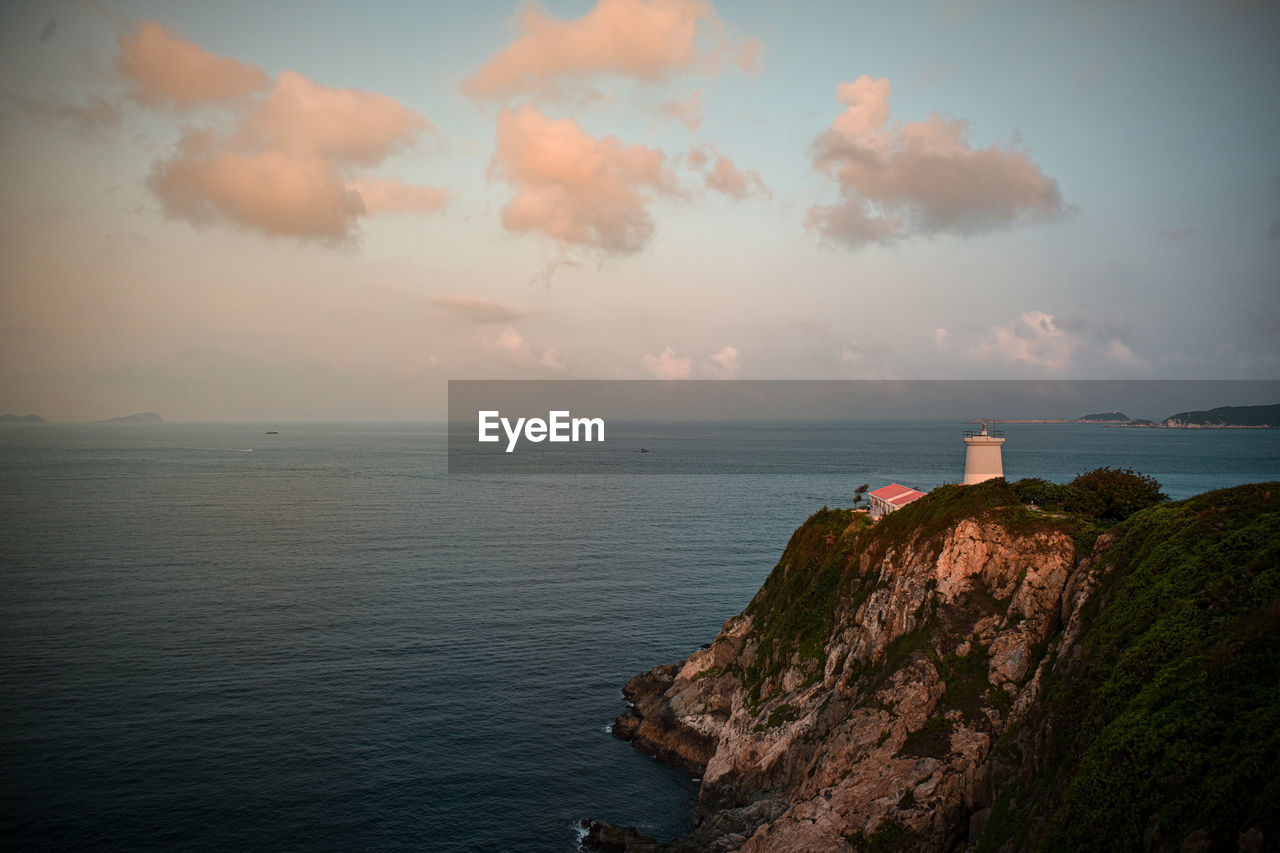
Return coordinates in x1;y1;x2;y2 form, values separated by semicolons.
581;820;664;853
612;713;641;741
969;807;992;844
1181;828;1213;853
588;485;1280;853
1238;827;1264;853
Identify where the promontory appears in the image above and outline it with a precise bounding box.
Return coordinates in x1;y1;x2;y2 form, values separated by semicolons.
587;475;1278;852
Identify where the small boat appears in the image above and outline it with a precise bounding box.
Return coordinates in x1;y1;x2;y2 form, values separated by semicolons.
640;448;649;453
265;430;278;435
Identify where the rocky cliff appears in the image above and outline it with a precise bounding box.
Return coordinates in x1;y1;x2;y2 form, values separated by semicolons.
588;480;1279;852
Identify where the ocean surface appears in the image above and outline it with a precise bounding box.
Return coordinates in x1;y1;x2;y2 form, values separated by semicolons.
3;422;1279;851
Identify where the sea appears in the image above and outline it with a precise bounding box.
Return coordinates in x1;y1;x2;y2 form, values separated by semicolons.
2;421;1278;852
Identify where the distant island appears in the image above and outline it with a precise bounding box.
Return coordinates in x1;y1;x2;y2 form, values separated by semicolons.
974;403;1278;429
1163;403;1279;428
0;413;45;424
102;412;164;424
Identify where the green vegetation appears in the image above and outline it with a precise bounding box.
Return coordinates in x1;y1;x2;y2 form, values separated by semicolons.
735;471;1159;712
898;713;953;759
1163;403;1280;427
844;820;908;852
1067;466;1167;521
757;703;797;730
725;473;1278;850
741;507;871;709
1013;468;1167;523
931;645;991;721
980;482;1280;851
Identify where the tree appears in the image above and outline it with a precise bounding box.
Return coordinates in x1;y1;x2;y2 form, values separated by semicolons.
1068;467;1167;521
852;483;869;509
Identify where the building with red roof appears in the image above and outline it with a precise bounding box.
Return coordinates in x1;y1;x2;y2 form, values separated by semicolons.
868;483;928;521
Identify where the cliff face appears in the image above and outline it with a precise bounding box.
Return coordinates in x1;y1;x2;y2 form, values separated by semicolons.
594;481;1279;853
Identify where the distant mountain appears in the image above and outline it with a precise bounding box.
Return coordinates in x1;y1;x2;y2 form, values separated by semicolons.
1163;403;1279;428
0;413;45;423
103;412;164;424
1078;412;1129;422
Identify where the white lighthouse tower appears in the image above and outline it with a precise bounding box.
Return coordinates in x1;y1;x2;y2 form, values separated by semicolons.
963;424;1006;485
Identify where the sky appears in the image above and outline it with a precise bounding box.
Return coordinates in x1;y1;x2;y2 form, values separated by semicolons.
0;0;1277;422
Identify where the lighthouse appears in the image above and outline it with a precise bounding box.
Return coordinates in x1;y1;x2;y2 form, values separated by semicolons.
963;424;1005;485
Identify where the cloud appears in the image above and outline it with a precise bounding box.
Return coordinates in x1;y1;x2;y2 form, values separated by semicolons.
349;177;449;215
1105;339;1145;366
807;75;1065;247
462;0;757;98
1159;227;1195;241
656;90;703;130
239;71;432;163
642;346;693;378
484;327;564;371
117;21;269;110
707;345;740;377
150;134;366;240
687;145;768;199
971;311;1080;371
8;93;122;134
491;105;678;253
124;26;447;243
430;295;525;324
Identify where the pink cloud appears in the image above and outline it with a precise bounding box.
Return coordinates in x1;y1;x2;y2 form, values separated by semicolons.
239;71;432;164
150;137;364;240
656;90;703;131
117;21;269;110
126;27;446;243
688;145;768;199
430;295;525;324
484;327;564;371
349;177;449;215
707;345;740;377
642;346;693;378
808;75;1065;247
462;0;755;98
492;105;678;253
971;311;1080;371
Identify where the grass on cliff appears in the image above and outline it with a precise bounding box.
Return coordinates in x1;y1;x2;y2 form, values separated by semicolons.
738;479;1088;711
735;472;1168;717
741;507;870;709
979;482;1280;851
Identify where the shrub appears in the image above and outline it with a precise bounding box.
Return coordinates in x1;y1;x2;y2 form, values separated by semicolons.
1067;467;1167;521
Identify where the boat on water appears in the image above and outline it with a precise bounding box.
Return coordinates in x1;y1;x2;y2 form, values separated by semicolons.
265;430;278;435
